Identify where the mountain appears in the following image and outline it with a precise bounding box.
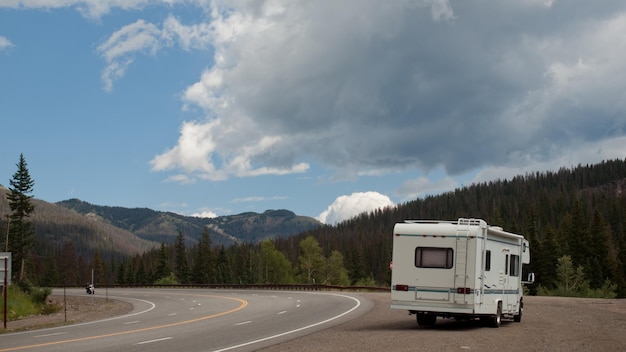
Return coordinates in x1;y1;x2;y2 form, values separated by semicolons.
0;186;156;259
55;199;322;247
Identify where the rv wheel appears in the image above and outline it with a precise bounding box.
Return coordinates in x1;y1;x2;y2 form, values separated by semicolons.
491;302;502;328
514;300;523;322
416;314;437;326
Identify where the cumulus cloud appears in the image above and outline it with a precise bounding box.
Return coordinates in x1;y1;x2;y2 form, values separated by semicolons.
0;35;13;50
191;209;218;218
0;0;180;19
20;1;626;190
317;192;395;225
144;0;626;186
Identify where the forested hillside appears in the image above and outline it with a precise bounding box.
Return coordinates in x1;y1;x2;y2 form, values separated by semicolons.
113;159;626;297
3;160;625;297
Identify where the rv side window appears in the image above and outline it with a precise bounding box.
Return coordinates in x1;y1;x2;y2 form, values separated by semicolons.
485;250;491;271
505;255;509;275
415;247;453;269
510;254;520;277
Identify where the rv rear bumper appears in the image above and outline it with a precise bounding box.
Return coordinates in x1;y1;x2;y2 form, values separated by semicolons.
391;301;474;315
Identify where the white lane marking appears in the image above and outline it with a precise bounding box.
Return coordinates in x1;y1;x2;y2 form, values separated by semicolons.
213;293;361;352
34;332;67;338
235;321;252;326
123;321;140;325
136;337;173;345
168;313;177;316
277;311;287;315
296;304;301;308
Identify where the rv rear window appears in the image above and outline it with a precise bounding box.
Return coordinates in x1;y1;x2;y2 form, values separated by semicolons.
415;247;453;269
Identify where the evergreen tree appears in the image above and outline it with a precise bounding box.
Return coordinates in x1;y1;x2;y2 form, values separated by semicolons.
191;228;214;284
7;154;36;282
347;248;365;285
41;253;59;287
155;242;170;282
588;210;612;288
57;240;79;286
174;231;190;283
555;255;586;294
216;245;231;284
91;250;105;286
117;262;126;284
136;259;148;285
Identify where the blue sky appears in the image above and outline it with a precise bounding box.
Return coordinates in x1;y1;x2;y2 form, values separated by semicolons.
1;1;625;224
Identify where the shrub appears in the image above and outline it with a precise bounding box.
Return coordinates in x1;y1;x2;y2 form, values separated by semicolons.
30;287;52;305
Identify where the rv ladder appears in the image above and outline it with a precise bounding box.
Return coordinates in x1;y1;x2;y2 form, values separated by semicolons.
454;221;471;303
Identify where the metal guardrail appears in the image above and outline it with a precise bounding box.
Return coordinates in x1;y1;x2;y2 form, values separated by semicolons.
60;284;391;292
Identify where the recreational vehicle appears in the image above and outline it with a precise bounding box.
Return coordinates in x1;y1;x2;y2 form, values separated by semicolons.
390;218;533;327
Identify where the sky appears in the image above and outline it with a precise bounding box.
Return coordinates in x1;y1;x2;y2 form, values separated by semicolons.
1;1;625;225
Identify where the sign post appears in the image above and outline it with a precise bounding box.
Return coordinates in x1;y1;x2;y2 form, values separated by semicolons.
2;257;7;329
1;253;12;329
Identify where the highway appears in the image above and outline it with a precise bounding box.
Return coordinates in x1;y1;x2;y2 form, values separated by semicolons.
0;288;372;352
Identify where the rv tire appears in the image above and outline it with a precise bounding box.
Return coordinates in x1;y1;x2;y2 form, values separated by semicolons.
514;300;523;323
491;302;502;328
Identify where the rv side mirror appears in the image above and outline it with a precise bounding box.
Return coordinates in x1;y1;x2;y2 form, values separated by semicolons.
526;272;535;284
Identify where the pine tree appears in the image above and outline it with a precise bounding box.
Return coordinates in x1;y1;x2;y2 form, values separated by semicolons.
155;242;170;282
215;245;231;284
91;250;106;286
191;228;214;284
57;240;79;286
7;154;35;282
174;231;190;284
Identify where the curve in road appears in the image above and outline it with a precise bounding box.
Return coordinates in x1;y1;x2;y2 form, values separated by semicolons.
0;288;369;352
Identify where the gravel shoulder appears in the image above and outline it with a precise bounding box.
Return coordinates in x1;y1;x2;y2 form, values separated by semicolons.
259;293;626;352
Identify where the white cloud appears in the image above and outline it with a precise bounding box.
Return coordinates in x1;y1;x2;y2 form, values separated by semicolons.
97;19;171;91
148;1;626;186
191;209;218;218
0;0;177;19
17;1;626;193
317;192;395;225
0;35;13;50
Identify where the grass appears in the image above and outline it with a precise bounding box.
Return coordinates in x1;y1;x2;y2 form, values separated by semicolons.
0;285;59;321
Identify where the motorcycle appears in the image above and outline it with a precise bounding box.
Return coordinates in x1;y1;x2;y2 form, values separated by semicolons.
85;284;95;295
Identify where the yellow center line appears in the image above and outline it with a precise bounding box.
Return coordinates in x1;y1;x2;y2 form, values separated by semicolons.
0;295;248;352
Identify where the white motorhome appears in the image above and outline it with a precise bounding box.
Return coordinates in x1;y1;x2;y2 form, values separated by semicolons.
390;218;533;327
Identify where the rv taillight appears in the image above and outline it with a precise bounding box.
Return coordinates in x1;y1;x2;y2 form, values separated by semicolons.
457;287;471;294
395;284;409;292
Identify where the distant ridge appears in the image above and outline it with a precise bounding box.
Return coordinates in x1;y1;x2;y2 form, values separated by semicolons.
55;198;322;246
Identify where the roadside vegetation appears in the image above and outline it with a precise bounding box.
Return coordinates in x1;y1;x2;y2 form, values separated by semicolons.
1;284;56;321
536;255;617;298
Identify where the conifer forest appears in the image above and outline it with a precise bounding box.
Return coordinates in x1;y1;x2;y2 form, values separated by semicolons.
3;159;626;298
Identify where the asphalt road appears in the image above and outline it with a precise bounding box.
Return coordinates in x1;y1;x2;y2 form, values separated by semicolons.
0;288;373;352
